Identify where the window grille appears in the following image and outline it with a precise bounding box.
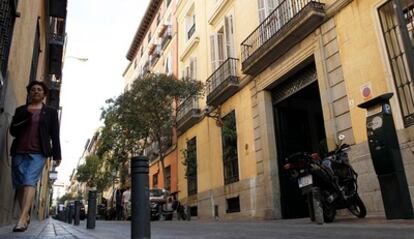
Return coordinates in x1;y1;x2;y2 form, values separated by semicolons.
186;137;197;196
222;111;239;185
226;196;240;213
164;166;171;191
379;0;414;127
0;0;17;77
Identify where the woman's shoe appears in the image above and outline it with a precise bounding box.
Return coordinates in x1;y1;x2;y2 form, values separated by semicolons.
12;222;27;232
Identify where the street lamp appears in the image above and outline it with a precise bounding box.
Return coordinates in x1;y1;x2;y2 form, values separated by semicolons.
64;56;88;62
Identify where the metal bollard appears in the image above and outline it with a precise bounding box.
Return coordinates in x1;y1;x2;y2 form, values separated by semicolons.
87;190;97;229
185;205;191;221
131;156;150;239
65;208;70;223
67;205;73;224
74;200;80;225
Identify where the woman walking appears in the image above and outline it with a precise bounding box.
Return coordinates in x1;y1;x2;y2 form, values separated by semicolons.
9;81;61;232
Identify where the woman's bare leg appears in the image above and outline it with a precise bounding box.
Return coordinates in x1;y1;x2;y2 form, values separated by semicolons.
17;186;35;226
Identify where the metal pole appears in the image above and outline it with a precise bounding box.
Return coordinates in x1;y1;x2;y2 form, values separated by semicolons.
74;200;80;225
131;156;150;239
87;190;97;229
67;204;73;224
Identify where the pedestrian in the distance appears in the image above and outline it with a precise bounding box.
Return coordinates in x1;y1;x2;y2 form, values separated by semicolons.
9;80;61;232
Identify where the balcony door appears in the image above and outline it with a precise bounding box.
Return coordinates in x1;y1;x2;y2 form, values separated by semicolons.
210;15;235;73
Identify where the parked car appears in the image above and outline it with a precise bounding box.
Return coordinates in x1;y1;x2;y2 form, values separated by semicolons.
150;188;174;221
68;201;86;220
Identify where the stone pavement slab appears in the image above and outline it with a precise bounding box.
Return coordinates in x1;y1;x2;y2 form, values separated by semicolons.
0;215;413;239
0;219;97;239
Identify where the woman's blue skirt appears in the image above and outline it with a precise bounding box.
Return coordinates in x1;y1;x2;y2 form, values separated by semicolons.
12;154;46;188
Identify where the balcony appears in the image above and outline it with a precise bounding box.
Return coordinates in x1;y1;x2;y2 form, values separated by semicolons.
161;25;172;50
241;0;325;75
150;46;161;66
47;81;61;110
143;60;151;75
48;35;65;76
176;95;201;135
206;58;239;107
48;18;65;76
49;0;67;18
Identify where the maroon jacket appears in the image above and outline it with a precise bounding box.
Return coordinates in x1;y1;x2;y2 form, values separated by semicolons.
10;104;61;161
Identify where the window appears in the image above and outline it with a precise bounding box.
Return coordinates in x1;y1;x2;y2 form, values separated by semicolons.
186;137;197;196
257;0;278;23
164;52;172;75
157;13;161;26
140;47;144;57
185;8;196;40
148;31;152;43
210;15;235;72
0;0;18;78
222;111;239;185
379;0;414;127
164;166;171;191
182;57;197;80
153;172;159;188
166;0;172;7
226;196;240;213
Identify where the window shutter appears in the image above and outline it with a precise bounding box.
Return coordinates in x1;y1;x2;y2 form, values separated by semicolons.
267;0;277;14
257;0;266;23
190;57;197;80
224;15;235;58
181;69;186;79
186;65;190;79
217;33;225;66
210;35;217;71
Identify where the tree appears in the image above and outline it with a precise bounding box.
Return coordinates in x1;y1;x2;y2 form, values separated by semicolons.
58;193;74;204
76;154;112;192
99;73;203;187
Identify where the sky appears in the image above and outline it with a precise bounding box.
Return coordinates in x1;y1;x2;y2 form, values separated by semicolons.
57;0;150;183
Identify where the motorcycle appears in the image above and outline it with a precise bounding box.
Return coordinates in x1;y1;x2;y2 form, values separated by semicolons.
283;135;366;223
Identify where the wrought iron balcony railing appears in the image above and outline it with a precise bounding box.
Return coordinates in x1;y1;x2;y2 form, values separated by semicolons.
150;46;161;66
143;60;151;75
241;0;325;74
176;95;201;134
177;95;200;122
161;25;172;50
49;18;65;45
206;58;239;106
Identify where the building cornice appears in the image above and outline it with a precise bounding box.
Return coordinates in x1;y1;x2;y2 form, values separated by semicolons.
208;0;233;25
126;0;163;61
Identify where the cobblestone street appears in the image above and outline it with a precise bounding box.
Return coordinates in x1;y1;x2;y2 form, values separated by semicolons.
0;215;414;239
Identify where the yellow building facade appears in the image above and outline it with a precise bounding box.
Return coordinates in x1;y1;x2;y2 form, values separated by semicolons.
175;0;414;220
0;0;68;224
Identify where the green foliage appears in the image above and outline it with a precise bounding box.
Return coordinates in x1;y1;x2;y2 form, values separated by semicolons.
58;193;73;204
221;111;237;161
98;73;204;183
181;138;197;179
76;154;112;191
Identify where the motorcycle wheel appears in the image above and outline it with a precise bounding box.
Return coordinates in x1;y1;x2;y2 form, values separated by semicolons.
323;204;336;223
348;195;367;218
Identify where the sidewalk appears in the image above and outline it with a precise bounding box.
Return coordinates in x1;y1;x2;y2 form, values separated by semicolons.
0;215;413;239
0;218;97;239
